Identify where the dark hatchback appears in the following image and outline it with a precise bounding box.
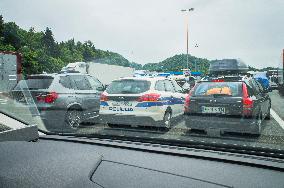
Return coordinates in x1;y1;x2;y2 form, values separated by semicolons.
184;76;271;135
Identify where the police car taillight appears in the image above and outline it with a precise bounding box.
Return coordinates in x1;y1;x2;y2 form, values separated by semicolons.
100;93;109;101
242;83;253;116
137;93;161;102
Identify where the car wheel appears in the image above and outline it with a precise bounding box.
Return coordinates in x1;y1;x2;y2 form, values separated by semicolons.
163;111;172;130
265;106;271;120
65;109;82;130
254;113;262;136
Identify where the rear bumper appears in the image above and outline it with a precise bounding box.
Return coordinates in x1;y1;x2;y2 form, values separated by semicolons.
184;114;258;134
99;114;164;127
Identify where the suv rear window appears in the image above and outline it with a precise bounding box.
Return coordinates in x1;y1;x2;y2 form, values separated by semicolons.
106;80;150;94
193;82;242;97
15;76;53;90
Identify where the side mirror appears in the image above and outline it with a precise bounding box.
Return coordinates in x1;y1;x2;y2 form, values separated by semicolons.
182;88;190;94
97;85;106;91
263;88;270;93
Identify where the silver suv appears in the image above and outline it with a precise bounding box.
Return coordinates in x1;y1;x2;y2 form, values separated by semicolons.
10;73;105;132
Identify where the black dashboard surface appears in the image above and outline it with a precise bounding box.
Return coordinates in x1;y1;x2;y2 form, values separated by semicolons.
1;137;284;188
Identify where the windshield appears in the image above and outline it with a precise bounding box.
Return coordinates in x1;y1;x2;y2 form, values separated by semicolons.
106;80;150;94
194;82;242;97
1;0;284;157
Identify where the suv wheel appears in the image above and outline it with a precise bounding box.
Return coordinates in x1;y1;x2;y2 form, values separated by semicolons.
163;111;172;130
65;109;82;129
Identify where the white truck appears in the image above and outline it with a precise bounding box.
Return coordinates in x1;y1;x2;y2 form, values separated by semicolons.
61;61;135;85
0;51;22;93
87;62;135;85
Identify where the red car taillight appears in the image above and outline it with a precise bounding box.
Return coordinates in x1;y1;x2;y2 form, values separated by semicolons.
100;93;109;101
36;92;58;103
137;93;161;102
184;86;196;113
242;83;253;116
184;94;191;113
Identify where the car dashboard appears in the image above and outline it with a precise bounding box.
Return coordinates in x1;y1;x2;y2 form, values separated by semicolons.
1;134;284;188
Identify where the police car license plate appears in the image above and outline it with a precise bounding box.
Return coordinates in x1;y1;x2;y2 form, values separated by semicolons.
202;106;225;114
112;101;133;106
109;101;134;112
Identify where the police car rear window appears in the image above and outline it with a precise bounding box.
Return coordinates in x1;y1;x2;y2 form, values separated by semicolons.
193;82;242;97
107;80;150;94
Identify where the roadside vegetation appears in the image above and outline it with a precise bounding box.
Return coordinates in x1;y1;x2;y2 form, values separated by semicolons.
0;15;273;76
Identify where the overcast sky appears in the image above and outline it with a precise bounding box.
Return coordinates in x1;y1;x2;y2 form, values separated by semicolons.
1;0;283;68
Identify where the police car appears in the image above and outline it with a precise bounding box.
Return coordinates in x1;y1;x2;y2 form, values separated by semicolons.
99;77;186;129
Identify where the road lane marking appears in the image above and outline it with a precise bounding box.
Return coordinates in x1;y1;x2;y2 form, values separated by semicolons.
271;109;284;130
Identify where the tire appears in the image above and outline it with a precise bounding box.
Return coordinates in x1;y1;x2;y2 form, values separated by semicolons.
65;109;82;130
163;111;172;130
265;107;271;120
254;113;262;136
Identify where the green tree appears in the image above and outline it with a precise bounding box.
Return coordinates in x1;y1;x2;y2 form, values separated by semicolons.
2;22;22;49
42;27;59;57
0;15;142;75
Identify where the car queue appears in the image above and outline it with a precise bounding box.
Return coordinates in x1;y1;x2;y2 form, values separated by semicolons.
9;59;273;136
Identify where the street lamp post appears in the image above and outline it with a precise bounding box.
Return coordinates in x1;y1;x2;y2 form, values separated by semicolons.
194;43;199;72
181;8;194;70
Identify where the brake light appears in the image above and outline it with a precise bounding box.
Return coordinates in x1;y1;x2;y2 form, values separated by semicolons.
36;92;58;103
242;83;253;116
137;93;161;102
184;94;191;112
100;93;109;101
184;88;195;113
